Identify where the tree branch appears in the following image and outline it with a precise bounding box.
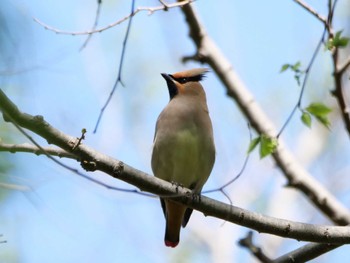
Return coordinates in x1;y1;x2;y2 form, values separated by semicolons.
178;0;350;227
2;89;350;244
238;232;273;263
0;143;75;159
79;0;103;51
337;56;350;75
272;243;339;262
293;0;327;25
332;66;350;138
33;0;194;36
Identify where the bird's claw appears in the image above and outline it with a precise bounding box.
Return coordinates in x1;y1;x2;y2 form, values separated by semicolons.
170;181;184;193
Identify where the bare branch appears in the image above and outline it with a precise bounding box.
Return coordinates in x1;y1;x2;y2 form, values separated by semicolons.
158;0;169;11
273;243;339;263
79;0;103;51
337;56;350;75
93;0;135;133
2;89;350;244
204;123;251;194
238;232;273;263
293;0;327;25
0;143;76;159
332;68;350;137
33;1;194;36
179;1;350;226
277;27;327;137
327;0;350;138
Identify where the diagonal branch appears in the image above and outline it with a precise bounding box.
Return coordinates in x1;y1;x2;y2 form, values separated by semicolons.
273;243;339;263
337;56;350;75
2;89;350;244
238;232;273;263
79;0;103;51
179;1;350;226
293;0;327;25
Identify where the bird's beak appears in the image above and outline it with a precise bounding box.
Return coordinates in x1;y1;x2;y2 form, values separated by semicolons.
161;73;173;83
161;73;178;99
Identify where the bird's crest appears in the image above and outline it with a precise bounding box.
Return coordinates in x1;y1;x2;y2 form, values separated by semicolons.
170;68;209;84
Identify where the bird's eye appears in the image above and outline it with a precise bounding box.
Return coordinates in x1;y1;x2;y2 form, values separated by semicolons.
177;77;188;84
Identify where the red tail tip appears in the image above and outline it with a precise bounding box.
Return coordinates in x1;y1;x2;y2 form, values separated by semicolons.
165;240;179;248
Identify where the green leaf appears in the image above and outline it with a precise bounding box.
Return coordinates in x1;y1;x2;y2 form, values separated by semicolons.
336;37;349;47
301;112;312;128
247;137;261;154
315;115;331;129
335;31;342;39
280;62;302;73
333;30;349;48
280;62;303;86
259;135;278;159
326;30;350;50
306;103;332;116
291;61;301;72
280;64;290;73
305;102;332;128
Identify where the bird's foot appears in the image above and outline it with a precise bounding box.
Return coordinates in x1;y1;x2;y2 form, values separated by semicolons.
191;192;201;202
170;181;184;193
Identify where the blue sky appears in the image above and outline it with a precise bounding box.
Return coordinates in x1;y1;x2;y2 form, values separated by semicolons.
1;0;350;262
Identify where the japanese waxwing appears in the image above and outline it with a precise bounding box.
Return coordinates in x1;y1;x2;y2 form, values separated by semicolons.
151;68;215;248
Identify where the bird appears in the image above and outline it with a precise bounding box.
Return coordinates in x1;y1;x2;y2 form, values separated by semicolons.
151;68;215;248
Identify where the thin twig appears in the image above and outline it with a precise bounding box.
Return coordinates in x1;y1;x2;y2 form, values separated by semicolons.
159;0;169;11
277;27;327;137
33;1;194;36
293;0;327;25
0;143;76;159
204;123;251;195
93;0;135;133
337;56;350;75
79;0;103;51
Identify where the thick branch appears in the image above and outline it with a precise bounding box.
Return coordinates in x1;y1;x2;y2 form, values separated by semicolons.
179;1;350;226
1;89;350;244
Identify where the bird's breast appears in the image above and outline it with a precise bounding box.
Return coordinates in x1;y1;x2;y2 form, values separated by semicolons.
152;124;214;191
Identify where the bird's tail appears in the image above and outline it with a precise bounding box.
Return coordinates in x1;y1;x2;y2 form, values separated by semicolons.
164;200;187;248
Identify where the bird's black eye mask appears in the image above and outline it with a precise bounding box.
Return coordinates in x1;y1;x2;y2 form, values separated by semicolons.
170;74;206;84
